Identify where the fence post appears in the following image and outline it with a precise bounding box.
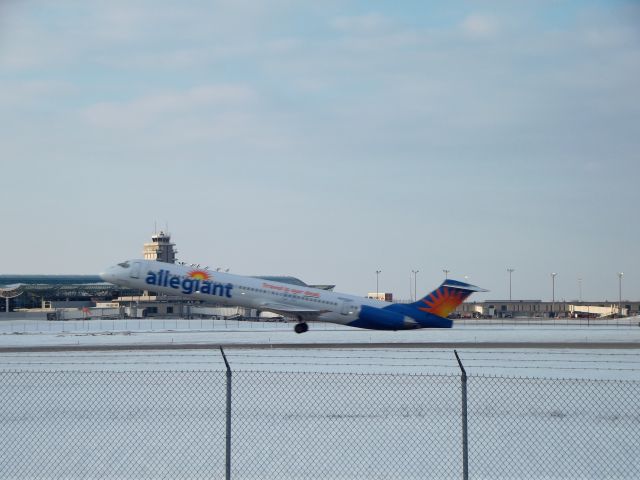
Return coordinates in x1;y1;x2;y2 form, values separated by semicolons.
454;350;469;480
220;347;232;480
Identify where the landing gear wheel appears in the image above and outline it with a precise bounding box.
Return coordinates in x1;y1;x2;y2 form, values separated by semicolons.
294;322;309;334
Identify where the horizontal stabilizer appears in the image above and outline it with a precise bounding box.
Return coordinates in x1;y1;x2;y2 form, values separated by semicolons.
441;279;488;293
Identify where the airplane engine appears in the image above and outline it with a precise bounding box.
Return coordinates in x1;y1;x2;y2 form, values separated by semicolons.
352;305;418;330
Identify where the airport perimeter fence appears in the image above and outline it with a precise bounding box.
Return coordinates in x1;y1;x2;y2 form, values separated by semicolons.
1;353;639;479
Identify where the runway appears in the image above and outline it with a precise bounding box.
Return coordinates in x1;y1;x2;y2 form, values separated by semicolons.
1;340;639;353
1;319;639;356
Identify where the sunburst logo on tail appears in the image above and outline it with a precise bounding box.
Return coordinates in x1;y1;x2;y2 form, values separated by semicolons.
188;269;211;281
418;287;467;318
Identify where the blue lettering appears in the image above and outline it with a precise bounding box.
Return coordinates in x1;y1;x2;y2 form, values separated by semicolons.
182;278;194;294
145;270;233;299
145;271;157;285
211;283;224;296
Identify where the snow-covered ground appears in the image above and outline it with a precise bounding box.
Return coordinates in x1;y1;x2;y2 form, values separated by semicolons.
1;319;638;478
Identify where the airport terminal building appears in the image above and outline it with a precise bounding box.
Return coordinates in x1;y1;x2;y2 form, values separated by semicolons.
456;299;639;319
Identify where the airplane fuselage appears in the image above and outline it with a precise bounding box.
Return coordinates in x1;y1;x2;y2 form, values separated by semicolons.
101;259;390;326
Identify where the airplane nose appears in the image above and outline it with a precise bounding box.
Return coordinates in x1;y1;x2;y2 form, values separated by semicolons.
99;268;113;282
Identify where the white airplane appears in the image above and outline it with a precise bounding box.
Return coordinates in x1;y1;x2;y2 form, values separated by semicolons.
100;259;487;333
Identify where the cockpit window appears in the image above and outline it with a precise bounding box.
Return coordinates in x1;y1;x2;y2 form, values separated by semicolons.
117;261;130;268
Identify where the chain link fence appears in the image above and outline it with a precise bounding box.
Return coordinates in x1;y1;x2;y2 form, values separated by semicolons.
467;376;639;479
231;371;462;479
1;370;227;478
1;355;638;478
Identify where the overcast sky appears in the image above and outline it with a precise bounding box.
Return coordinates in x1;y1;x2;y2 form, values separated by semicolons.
1;1;639;302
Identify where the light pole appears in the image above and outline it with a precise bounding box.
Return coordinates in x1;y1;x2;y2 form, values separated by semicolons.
411;270;419;301
443;269;450;279
507;268;514;301
578;277;582;303
375;270;382;299
618;272;624;317
551;273;557;317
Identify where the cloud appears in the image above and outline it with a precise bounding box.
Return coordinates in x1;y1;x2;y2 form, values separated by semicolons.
460;14;501;38
77;83;296;157
83;85;257;129
0;24;74;70
331;13;397;35
0;80;73;107
0;1;295;71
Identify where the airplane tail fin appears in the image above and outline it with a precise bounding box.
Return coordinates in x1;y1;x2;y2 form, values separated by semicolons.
411;279;488;319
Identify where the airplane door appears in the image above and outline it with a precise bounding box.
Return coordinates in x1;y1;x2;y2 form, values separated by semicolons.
130;261;141;279
340;300;353;315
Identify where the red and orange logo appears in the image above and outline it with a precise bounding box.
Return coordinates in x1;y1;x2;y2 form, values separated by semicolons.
418;287;466;318
188;269;211;281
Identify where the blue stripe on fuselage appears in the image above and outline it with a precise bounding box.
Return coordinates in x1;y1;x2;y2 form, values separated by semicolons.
383;303;453;328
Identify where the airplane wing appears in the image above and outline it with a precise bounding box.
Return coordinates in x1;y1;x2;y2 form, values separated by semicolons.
258;302;327;320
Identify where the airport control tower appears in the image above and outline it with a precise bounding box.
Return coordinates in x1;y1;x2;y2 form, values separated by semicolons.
143;231;177;264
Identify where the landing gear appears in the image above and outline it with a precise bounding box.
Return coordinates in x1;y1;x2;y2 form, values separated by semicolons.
294;322;309;334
